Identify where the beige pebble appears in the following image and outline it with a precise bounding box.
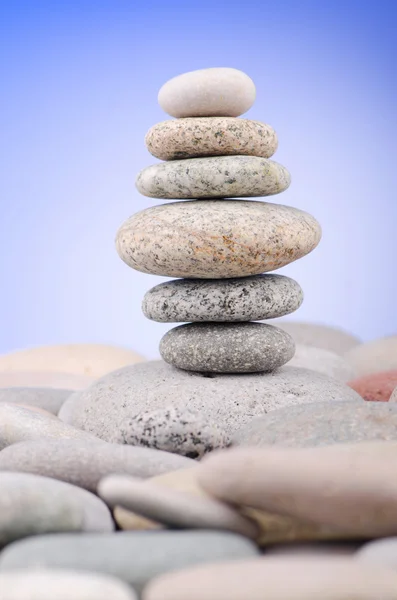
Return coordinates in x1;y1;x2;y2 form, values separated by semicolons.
198;445;397;538
143;556;397;600
0;371;94;390
113;506;163;531
345;336;397;377
273;320;361;355
98;474;258;539
145;118;278;161
0;344;144;378
158;67;256;118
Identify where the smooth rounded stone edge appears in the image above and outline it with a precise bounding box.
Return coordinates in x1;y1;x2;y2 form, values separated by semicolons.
286;345;356;382
356;537;397;567
159;323;296;373
272;320;361;355
0;387;72;414
142;274;303;323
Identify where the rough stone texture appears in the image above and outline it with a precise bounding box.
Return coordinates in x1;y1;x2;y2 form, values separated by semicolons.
98;474;258;538
58;361;361;452
286;345;356;382
344;336;397;377
0;531;259;593
142;274;303;323
0;404;99;450
0;570;137;600
143;556;397;600
231;400;397;448
0;472;113;546
116;200;321;279
120;406;230;459
0;343;144;378
348;370;397;401
198;445;397;538
145;117;278;161
0;371;94;390
0;387;72;414
136;156;290;199
272;320;361;355
0;439;194;492
356;537;397;568
157;67;256;118
160;323;295;373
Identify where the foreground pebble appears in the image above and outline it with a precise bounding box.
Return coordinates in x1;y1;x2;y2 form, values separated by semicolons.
159;323;295;373
273;320;361;355
0;404;99;450
0;472;113;546
142;274;303;323
0;387;71;414
0;343;144;378
0;531;259;592
136;156;290;199
157;67;256;118
143;556;397;600
98;474;258;538
0;569;137;600
145;117;277;160
287;345;356;382
116;200;322;279
198;445;397;537
232;400;397;447
0;438;194;492
348;369;397;401
59;361;361;449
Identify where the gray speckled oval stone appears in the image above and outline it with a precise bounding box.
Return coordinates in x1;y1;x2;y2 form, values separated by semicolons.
142;275;303;323
231;400;397;448
0;531;259;593
0;439;194;492
136;156;290;199
120;406;230;459
116;201;321;279
272;320;361;355
286;345;356;382
158;67;256;118
159;323;295;373
0;387;72;414
145;118;278;161
58;361;361;451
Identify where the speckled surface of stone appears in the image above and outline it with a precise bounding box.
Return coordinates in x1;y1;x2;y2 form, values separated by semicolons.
272;320;361;355
120;406;230;458
286;345;356;382
58;361;361;447
231;400;397;448
159;323;295;373
136;156;290;199
145;117;278;161
348;370;397;401
116;200;322;279
142;274;303;323
158;67;256;118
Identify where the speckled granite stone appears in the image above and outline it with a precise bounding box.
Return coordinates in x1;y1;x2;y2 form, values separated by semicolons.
58;361;361;447
286;345;356;382
158;67;256;118
231;400;397;448
272;321;361;355
159;323;295;373
142;274;303;323
116;201;322;279
145;118;278;161
136;156;290;199
120;406;230;458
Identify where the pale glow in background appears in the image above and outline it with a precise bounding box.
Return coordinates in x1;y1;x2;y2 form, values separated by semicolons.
1;1;396;359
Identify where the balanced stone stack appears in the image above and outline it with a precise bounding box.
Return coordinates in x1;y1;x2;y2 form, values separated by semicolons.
116;67;322;374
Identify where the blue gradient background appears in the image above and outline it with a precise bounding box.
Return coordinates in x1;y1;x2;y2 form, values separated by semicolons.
1;0;396;359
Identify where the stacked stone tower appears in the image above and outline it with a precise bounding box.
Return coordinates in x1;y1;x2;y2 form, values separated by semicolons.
116;67;321;376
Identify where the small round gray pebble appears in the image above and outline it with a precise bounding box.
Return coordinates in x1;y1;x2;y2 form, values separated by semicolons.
0;387;72;414
0;531;259;593
160;323;295;373
142;274;303;323
232;400;397;448
136;156;290;199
